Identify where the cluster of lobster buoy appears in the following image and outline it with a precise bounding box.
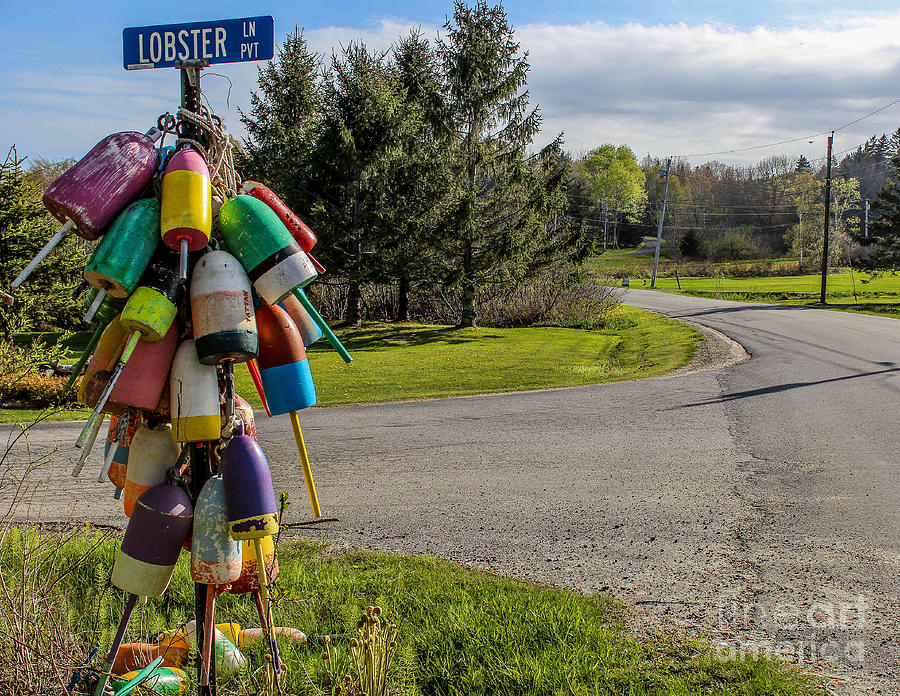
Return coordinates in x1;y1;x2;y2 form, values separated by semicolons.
10;122;354;694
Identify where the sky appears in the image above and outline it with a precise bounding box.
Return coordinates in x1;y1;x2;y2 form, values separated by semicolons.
2;0;900;167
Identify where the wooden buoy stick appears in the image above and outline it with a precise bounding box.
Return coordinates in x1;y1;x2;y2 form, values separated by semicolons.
289;411;320;517
253;539;279;685
83;288;107;323
253;590;282;674
246;360;272;417
71;415;104;477
97;440;117;483
201;588;216;686
62;323;105;398
292;289;352;363
11;220;75;289
75;331;141;448
179;238;190;280
94;592;138;696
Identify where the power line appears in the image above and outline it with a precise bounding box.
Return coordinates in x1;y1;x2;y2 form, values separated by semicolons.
675;97;900;158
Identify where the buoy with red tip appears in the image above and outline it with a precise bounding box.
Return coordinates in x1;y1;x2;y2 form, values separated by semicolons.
191;476;241;686
170;339;221;443
218;194;317;304
76;253;184;449
161;148;212;279
241;180;325;273
221;424;281;679
82;199;160;320
218;195;351;362
12;128;162;289
255;302;320;517
123;423;180;517
96;483;193;696
190;249;257;365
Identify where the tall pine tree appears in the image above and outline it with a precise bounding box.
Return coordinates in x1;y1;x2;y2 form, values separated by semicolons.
239;28;323;213
437;0;552;327
862;154;900;269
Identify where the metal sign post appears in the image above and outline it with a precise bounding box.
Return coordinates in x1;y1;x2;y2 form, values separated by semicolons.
121;18;276;695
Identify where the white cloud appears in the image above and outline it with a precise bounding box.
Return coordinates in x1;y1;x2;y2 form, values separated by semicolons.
520;14;900;163
4;13;900;166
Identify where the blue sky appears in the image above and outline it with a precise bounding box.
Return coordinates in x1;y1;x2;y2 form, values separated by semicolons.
3;1;900;165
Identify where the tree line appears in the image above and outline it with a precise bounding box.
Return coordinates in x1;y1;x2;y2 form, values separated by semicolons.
239;1;586;327
4;0;900;333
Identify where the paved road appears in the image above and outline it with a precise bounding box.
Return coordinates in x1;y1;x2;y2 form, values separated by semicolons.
2;290;897;693
610;235;658;256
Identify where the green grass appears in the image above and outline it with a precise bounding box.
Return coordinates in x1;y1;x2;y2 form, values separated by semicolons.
0;528;824;695
0;307;699;424
639;271;900;318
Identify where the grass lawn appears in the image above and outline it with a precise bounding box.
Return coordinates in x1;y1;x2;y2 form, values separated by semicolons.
640;271;900;318
0;307;699;424
0;529;824;695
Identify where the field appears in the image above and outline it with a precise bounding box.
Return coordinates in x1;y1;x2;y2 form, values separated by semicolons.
633;270;900;318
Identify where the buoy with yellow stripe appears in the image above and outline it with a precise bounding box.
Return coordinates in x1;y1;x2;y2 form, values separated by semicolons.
76;252;184;450
170;339;221;443
161;148;212;279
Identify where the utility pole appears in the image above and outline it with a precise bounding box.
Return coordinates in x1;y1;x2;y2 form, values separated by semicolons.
651;157;672;288
603;201;609;252
864;199;869;238
798;211;803;272
819;133;833;304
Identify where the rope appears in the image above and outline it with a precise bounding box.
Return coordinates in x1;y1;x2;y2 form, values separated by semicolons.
176;106;240;198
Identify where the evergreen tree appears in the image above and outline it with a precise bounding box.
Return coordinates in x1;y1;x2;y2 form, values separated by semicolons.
239;28;324;213
862;154;900;269
389;30;455;320
306;42;415;323
436;0;556;326
0;147;86;330
795;155;812;174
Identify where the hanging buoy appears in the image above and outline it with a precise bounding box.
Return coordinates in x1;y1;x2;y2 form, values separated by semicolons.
161;149;212;279
190;249;257;364
255;302;316;414
96;483;193;696
103;413;140;489
170;339;221;443
123;423;179;517
83;199;160;316
78;318;178;415
218;194;317;305
240;180;325;273
221;425;281;676
77;252;184;448
12;128;162;289
192;475;242;686
256;302;320;516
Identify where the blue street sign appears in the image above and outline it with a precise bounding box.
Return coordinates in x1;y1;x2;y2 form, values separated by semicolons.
123;16;274;70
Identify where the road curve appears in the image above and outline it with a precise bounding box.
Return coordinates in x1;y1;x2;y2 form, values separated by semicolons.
2;290;897;693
